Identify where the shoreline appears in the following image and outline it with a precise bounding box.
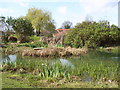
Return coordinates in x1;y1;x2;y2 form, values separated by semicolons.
1;45;119;88
22;47;88;57
1;45;119;57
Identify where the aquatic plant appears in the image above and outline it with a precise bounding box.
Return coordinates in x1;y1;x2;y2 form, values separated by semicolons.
1;58;119;83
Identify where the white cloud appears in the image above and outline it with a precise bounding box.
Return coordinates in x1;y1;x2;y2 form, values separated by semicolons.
15;0;29;7
0;0;78;2
0;0;119;3
19;3;29;7
0;0;118;26
79;0;119;14
0;0;30;2
77;0;118;26
57;6;67;14
0;0;29;7
0;8;14;15
0;8;24;18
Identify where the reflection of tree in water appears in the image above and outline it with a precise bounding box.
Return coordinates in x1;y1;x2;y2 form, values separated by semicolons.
59;59;74;69
1;54;17;64
1;54;10;63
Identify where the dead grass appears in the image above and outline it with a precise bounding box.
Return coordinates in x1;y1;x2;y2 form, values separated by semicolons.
22;47;88;57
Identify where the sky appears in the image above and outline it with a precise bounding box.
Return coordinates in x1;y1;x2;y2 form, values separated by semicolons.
0;0;119;28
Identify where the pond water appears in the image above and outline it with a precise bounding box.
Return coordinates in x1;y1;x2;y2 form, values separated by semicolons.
0;50;120;82
0;50;119;67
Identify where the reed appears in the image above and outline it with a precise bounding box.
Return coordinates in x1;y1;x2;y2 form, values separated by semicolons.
1;58;119;82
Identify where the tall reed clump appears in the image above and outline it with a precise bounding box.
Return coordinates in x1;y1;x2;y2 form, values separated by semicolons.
38;63;71;80
74;62;119;82
1;59;119;82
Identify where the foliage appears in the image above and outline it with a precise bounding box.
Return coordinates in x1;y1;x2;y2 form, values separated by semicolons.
57;44;63;48
29;35;40;41
64;21;120;48
33;41;48;48
9;18;34;43
41;21;56;37
17;43;36;48
2;50;119;88
17;41;47;48
9;34;17;38
2;57;118;82
0;16;14;43
26;8;56;37
0;16;7;31
2;72;118;88
61;21;73;29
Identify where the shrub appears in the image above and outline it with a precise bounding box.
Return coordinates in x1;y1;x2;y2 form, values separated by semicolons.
64;21;120;48
34;41;48;48
17;43;36;48
17;41;48;48
29;35;40;42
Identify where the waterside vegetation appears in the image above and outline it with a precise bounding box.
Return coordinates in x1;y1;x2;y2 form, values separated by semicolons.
1;52;119;88
0;7;120;88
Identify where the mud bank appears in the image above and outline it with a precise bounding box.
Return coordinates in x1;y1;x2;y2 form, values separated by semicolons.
22;47;88;57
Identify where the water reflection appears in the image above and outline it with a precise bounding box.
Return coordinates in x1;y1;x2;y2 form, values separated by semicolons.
59;59;74;69
111;57;120;59
0;54;16;64
0;51;119;66
8;55;16;62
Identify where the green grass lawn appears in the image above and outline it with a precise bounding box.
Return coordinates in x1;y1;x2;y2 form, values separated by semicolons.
2;72;118;88
2;72;32;88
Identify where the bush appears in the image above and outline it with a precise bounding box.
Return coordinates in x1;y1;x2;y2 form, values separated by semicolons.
8;18;34;43
29;35;40;41
17;41;48;48
17;43;36;48
34;41;48;48
64;21;120;48
57;44;63;48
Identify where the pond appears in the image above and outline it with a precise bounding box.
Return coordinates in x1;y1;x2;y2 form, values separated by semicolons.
1;50;119;65
0;50;120;82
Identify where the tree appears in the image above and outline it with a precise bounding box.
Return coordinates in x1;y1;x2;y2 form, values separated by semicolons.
61;21;72;29
0;16;13;43
0;16;7;32
64;21;120;48
10;18;34;43
41;20;56;37
26;8;56;36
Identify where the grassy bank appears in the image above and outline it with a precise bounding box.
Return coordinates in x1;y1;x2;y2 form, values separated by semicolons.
1;45;119;88
1;56;119;88
2;72;118;88
2;43;119;54
97;46;119;54
96;46;120;59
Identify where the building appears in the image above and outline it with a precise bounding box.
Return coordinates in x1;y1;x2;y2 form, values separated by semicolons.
118;1;120;28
